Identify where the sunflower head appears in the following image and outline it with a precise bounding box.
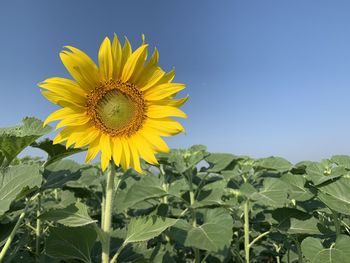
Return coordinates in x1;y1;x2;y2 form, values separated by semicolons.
39;35;187;172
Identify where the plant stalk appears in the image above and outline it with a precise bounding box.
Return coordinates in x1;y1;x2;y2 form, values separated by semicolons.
187;172;200;263
0;194;38;263
332;210;341;238
101;163;116;263
35;194;42;259
244;200;250;263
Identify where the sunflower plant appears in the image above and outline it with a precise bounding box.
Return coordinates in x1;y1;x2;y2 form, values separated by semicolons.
39;35;187;263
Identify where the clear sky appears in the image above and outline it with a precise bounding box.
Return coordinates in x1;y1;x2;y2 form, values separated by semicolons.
1;0;350;163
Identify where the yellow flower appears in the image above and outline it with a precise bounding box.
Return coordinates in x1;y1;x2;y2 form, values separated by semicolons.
39;35;187;172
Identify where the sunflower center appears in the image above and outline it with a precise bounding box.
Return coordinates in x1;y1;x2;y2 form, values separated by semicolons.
86;80;146;137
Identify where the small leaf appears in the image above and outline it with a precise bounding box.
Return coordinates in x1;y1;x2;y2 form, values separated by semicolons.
116;175;167;211
0;164;41;215
31;139;86;167
251;178;288;207
171;208;233;252
280;173;314;201
42;160;82;189
40;202;97;227
0;117;52;167
205;153;238;172
125;216;177;243
317;178;350;215
45;226;97;263
301;235;350;263
255;156;292;171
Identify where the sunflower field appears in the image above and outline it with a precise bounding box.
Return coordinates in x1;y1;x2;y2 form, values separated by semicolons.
1;117;350;263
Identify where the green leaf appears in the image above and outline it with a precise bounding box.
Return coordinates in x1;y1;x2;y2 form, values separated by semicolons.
171;208;233;252
317;178;350;215
205;153;238;172
125;216;177;243
31;139;86;167
0;117;52;167
40;202;97;227
331;155;350;169
167;145;208;173
288;217;321;235
117;175;167;211
45;226;97;263
305;162;342;185
255;156;292;171
42;159;82;189
301;235;350;263
280;173;314;201
0;164;41;215
251;178;288;207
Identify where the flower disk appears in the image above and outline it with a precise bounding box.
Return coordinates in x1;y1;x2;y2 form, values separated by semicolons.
39;35;187;172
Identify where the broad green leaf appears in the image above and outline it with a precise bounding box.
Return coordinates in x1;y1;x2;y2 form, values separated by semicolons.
255;156;292;171
0;117;52;167
65;166;101;190
0;164;41;215
125;216;177;243
251;178;288;207
288;217;321;235
331;155;350;169
280;173;314;201
305;162;343;185
31;139;85;167
167;145;208;173
42;159;82;189
317;178;350;215
45;226;97;263
116;175;167;211
301;235;350;263
40;202;96;227
205;153;238;172
171;208;233;252
195;188;225;208
272;207;311;231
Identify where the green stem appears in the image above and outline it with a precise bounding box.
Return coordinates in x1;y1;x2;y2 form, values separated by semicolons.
244;200;250;263
248;230;270;249
292;236;303;263
0;194;39;262
35;194;42;259
186;172;200;263
101;163;116;263
110;241;127;263
332;210;341;238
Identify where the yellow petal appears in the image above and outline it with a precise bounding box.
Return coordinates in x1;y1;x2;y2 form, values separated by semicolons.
85;134;101;163
44;107;80;126
156;96;189;107
74;128;100;148
98;37;113;81
147;105;187;119
121;37;132;70
128;139;142;173
144;118;185;136
41;90;84;108
120;137;130;170
56;113;89;129
139;128;170;153
144;83;186;101
112;137;122;166
111;34;123;79
121;44;148;82
132;134;158;165
60;46;99;92
100;134;112;171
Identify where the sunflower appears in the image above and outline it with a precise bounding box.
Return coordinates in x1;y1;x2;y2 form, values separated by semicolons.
39;35;187;172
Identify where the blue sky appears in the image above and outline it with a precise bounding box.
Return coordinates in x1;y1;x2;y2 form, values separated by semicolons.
1;0;350;162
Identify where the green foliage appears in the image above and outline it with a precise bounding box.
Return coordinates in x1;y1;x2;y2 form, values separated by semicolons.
0;117;51;167
1;119;350;262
